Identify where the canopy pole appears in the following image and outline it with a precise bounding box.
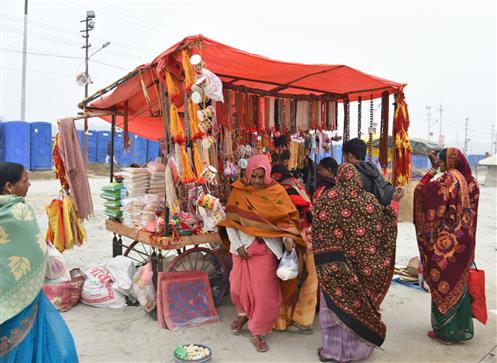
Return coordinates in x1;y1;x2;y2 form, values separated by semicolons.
110;112;116;183
379;91;390;174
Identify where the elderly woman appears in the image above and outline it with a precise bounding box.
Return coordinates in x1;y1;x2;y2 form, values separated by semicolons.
313;163;399;362
414;148;479;344
218;155;305;352
0;162;78;362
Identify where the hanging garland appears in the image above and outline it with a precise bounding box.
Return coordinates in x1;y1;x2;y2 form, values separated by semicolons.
392;86;412;187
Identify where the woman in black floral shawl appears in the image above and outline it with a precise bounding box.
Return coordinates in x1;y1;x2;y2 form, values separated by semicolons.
312;163;398;362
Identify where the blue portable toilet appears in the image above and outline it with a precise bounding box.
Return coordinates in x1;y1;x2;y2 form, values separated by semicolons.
76;129;97;162
0;123;4;161
147;140;161;162
76;130;84;155
0;121;30;169
114;133;132;167
331;144;343;163
97;131;111;163
131;134;147;165
87;130;98;163
30;122;52;170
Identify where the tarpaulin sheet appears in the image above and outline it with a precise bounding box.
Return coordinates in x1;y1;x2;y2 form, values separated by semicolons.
88;35;405;141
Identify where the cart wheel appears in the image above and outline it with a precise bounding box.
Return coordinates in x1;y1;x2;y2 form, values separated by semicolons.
123;240;179;268
166;247;229;306
123;241;154;266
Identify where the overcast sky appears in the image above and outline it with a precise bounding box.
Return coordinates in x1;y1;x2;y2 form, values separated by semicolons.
1;0;495;154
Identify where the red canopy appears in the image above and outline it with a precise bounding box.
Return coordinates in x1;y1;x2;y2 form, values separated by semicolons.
86;35;405;141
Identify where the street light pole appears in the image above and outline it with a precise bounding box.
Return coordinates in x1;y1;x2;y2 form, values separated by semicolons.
80;10;95;162
20;0;28;120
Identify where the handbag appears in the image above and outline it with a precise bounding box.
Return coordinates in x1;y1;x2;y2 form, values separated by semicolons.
468;262;487;325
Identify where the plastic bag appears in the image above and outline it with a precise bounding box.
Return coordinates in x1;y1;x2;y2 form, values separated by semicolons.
46;242;70;281
42;268;85;312
276;248;299;281
468;266;487;324
202;69;224;102
81;265;126;309
104;256;137;301
132;262;156;312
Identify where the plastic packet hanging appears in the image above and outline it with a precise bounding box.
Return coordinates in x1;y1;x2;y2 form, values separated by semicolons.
276;248;299;281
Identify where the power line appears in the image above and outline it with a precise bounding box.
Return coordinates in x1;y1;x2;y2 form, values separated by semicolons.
3;24;144;60
2;47;131;71
1;12;150;54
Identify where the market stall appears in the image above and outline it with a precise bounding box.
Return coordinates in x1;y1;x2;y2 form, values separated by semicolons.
77;35;412;305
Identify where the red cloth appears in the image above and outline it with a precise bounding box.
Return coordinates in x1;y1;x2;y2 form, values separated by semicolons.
88;35;405;141
230;240;281;336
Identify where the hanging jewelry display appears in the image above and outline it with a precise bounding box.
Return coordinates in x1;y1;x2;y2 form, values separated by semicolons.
357;96;362;138
368;95;374;161
379;91;390;172
343;97;350;143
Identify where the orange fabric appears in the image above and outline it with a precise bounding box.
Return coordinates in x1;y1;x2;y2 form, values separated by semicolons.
218;180;304;244
89;35;406;141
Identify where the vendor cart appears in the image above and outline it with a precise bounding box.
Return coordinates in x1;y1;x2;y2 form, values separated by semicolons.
105;219;229;306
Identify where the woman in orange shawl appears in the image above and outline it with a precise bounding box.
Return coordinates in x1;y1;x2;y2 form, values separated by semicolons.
218;155;305;352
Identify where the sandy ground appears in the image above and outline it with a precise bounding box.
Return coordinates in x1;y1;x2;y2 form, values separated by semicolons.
27;174;496;363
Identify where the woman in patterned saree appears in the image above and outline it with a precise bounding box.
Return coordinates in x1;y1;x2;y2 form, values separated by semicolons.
312;163;398;362
414;147;479;344
0;162;78;362
218;155;306;352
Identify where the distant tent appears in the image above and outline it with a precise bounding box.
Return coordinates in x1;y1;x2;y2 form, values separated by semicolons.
478;154;497;187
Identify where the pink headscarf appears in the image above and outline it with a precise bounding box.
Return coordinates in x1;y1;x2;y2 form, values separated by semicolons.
245;154;272;185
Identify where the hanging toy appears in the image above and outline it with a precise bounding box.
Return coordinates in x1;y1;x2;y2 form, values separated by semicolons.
200;165;218;184
197;105;215;122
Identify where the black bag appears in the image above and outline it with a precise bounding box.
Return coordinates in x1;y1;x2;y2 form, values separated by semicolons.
356;161;395;206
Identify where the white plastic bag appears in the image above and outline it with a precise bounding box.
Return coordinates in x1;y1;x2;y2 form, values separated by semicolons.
132;262;156;312
81;265;126;309
202;69;224;102
45;243;70;281
104;256;137;301
276;248;299;281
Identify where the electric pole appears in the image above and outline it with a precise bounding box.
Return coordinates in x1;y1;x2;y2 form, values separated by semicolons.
80;11;95;162
492;124;496;154
20;0;28;120
437;104;446;145
464;117;470;155
426;105;432;141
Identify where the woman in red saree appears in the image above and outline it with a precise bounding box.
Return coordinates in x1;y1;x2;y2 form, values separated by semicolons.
414;147;479;344
218;155;305;352
313;163;398;362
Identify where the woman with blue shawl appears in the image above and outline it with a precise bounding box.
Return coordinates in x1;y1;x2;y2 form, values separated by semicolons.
0;162;78;362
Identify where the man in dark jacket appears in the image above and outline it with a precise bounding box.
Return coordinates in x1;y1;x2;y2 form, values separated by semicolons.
342;138;400;206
